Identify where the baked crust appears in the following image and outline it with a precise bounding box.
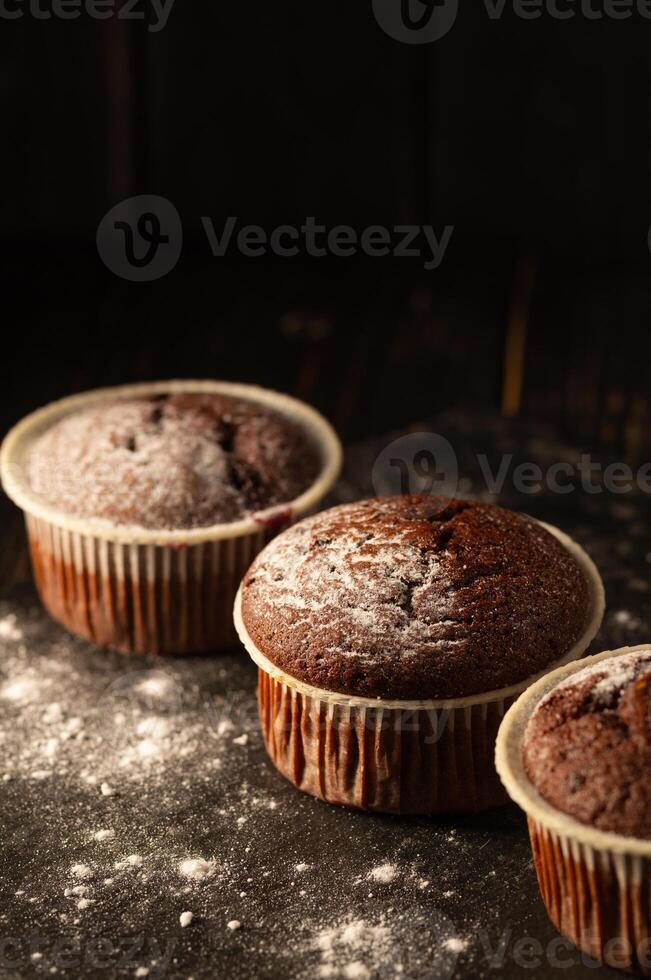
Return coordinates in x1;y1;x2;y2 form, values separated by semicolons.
241;495;592;700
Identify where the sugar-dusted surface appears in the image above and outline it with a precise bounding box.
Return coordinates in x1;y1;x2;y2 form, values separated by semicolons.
0;587;531;980
27;393;320;530
2;410;646;980
549;649;651;706
524;649;651;839
242;496;592;699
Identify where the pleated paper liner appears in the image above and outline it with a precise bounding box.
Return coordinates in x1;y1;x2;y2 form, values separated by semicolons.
496;646;651;976
233;529;604;814
0;380;342;655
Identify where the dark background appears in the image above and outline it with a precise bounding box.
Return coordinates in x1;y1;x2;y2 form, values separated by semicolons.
3;2;651;456
2;7;651;979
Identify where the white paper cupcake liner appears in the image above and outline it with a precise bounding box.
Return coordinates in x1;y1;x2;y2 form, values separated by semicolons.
233;526;604;814
1;380;342;654
496;645;651;975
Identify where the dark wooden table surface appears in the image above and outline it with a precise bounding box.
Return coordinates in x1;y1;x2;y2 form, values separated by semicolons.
0;410;648;980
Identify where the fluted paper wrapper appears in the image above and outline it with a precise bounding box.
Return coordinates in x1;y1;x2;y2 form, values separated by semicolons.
258;668;514;814
27;513;268;654
529;818;651;975
496;646;651;977
0;380;342;656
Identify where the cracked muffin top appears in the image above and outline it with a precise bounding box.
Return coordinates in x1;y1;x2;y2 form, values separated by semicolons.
523;651;651;840
240;495;594;700
27;393;321;530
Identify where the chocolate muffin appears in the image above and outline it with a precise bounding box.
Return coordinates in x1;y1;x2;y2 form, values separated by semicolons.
523;650;651;839
241;495;594;700
236;495;604;814
28;392;320;530
496;647;651;975
2;381;341;655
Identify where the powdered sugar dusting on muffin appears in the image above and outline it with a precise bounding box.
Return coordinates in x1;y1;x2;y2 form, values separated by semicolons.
524;649;651;838
28;393;320;530
245;508;455;660
242;496;593;700
545;650;651;708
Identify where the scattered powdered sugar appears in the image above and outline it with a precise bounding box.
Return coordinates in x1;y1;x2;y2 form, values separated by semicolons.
339;965;370;980
115;854;144;870
312;918;391;978
1;598;480;978
613;609;640;627
93;829;115;842
178;858;217;881
298;909;469;980
442;937;469;953
0;612;253;791
367;863;398;884
70;864;94;880
1;673;45;704
0;614;23;641
65;886;88;898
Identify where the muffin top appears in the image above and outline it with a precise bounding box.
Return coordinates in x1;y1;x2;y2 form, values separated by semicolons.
240;495;593;700
28;393;320;530
523;651;651;840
